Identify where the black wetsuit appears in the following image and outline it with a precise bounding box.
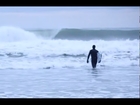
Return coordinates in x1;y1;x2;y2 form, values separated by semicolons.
87;49;98;68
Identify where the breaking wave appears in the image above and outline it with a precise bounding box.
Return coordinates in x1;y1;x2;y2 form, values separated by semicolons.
53;28;139;40
0;26;38;42
0;26;139;42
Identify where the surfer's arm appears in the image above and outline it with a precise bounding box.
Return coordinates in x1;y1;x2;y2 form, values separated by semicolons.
87;50;91;63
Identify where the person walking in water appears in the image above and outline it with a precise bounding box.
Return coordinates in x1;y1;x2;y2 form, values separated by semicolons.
87;45;100;68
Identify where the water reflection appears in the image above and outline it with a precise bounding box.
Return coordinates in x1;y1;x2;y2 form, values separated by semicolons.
87;68;99;78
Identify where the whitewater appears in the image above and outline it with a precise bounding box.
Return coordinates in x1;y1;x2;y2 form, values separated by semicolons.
0;26;139;98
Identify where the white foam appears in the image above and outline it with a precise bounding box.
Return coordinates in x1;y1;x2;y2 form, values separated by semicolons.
0;26;139;69
0;26;39;42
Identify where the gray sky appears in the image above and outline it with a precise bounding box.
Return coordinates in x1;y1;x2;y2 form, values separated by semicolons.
0;6;139;29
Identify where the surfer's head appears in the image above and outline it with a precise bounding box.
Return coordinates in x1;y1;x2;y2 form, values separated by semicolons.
92;45;96;49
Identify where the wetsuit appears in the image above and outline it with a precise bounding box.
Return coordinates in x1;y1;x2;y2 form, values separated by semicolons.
87;49;98;68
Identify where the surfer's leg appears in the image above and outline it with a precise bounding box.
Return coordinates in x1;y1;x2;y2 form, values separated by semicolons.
91;58;97;68
91;59;96;68
95;59;97;67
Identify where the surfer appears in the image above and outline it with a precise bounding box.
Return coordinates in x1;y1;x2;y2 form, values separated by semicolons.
87;45;99;68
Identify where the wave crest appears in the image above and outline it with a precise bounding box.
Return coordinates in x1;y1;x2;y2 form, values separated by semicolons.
53;28;139;40
0;26;38;42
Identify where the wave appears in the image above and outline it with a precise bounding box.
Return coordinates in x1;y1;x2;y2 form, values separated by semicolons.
46;53;86;58
1;51;138;61
53;28;139;40
0;52;26;57
0;52;86;58
0;26;39;42
29;29;59;39
0;26;139;42
6;52;26;57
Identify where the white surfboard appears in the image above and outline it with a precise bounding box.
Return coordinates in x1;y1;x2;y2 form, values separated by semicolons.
97;52;102;63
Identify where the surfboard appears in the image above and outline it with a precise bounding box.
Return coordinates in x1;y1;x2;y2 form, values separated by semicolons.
97;52;102;63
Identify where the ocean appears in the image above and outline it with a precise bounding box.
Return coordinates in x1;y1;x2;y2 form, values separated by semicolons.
0;26;139;98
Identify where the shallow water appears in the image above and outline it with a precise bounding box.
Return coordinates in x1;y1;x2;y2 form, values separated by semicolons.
0;66;139;98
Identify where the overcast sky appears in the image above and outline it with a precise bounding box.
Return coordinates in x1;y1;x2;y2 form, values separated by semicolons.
0;6;139;29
